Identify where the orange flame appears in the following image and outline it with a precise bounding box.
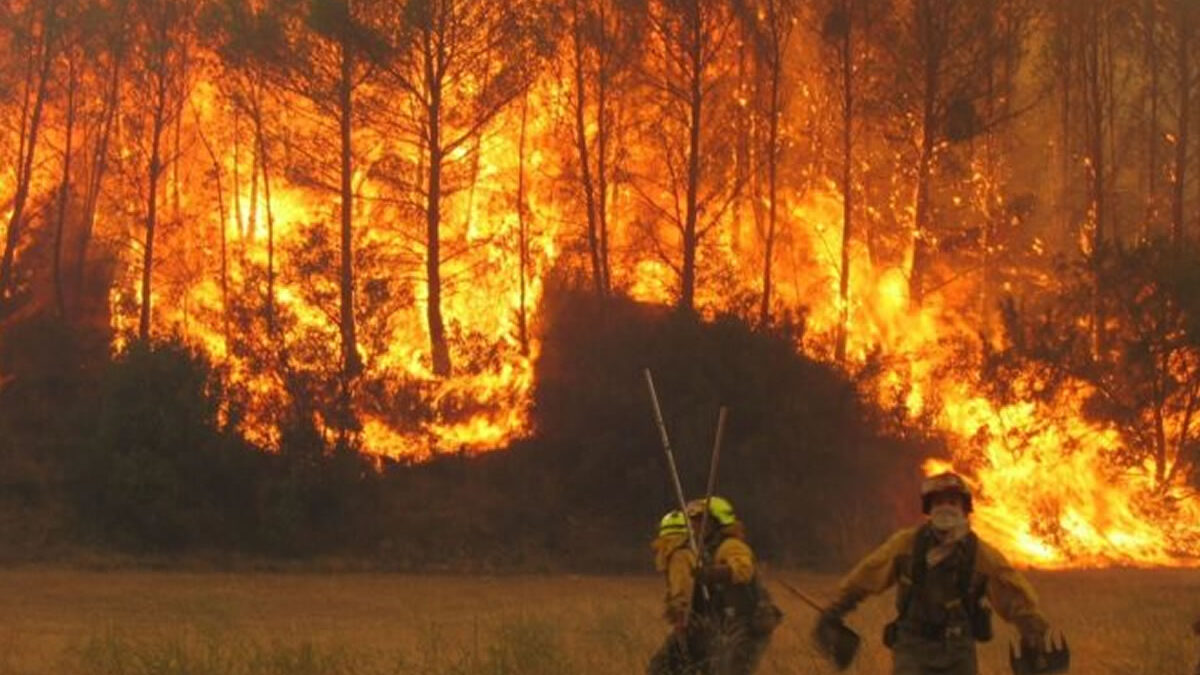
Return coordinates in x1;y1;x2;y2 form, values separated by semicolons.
65;37;1197;568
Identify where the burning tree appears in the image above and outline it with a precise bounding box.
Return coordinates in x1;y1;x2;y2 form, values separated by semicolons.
268;0;385;385
0;0;60;312
568;0;644;298
881;0;1028;307
636;0;743;314
375;0;548;378
998;239;1200;496
0;0;1198;564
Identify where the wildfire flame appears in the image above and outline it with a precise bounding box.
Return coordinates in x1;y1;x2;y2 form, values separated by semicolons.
2;1;1196;568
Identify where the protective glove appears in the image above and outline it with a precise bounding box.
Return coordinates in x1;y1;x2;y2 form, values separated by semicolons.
1192;616;1200;635
822;589;863;623
665;606;688;634
818;608;847;630
1020;631;1046;654
695;564;733;585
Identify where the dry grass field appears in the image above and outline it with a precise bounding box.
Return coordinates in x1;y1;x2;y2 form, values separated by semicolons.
0;567;1193;674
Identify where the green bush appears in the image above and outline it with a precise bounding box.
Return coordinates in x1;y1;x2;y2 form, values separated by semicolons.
71;339;261;552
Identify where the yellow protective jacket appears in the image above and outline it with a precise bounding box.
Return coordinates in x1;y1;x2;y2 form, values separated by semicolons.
836;526;1049;641
652;524;756;622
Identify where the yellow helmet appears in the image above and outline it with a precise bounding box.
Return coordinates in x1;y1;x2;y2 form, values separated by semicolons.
685;496;737;526
658;509;688;537
921;472;973;514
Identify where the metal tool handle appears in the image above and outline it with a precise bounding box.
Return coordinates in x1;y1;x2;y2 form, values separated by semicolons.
774;577;827;613
644;368;701;560
697;406;727;560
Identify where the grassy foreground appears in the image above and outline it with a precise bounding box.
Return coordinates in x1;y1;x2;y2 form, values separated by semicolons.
0;567;1194;674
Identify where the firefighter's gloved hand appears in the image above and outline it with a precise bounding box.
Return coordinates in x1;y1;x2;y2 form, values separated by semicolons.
823;590;863;621
665;606;688;633
818;608;846;628
696;564;733;585
1192;616;1200;635
1020;631;1046;655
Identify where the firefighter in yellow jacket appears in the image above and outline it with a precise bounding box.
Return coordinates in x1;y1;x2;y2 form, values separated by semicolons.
648;496;781;675
818;473;1066;675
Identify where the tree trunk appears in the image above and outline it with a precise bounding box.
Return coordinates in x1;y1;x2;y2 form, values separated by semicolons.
835;3;853;362
679;0;703;315
909;0;940;308
1172;4;1191;244
424;26;451;377
1085;1;1106;356
572;0;604;297
76;44;122;316
54;53;78;319
0;15;53;308
338;35;361;381
140;68;170;342
516;92;531;356
761;7;785;332
596;0;612;295
1057;5;1074;239
1145;0;1161;236
195;117;230;349
253;91;277;332
232;108;245;239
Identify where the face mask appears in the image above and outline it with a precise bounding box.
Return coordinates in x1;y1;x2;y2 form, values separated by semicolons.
930;504;966;532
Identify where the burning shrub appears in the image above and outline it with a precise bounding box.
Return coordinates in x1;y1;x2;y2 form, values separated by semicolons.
995;238;1200;547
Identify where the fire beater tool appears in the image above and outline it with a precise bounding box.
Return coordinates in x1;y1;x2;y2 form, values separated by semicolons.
1009;634;1070;674
774;578;860;670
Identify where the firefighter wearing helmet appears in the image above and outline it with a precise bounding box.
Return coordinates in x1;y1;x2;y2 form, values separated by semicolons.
816;472;1068;675
648;496;782;675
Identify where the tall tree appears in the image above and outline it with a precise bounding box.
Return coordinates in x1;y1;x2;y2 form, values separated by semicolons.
817;0;862;359
203;0;287;332
73;0;128;321
1165;0;1198;244
736;0;800;331
885;0;1017;306
380;0;545;377
569;0;643;297
1141;0;1165;236
267;0;384;398
639;0;742;314
129;0;195;342
0;0;59;311
53;40;79;319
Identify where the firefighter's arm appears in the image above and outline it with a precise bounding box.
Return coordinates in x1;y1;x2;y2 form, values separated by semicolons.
827;527;917;617
707;537;755;584
665;547;698;623
976;540;1050;643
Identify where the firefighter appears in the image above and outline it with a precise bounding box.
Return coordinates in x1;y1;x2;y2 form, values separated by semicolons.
817;472;1065;675
648;496;782;675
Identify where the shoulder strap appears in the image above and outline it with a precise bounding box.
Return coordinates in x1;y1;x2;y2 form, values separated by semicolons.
898;525;934;619
900;527;979;619
958;532;978;600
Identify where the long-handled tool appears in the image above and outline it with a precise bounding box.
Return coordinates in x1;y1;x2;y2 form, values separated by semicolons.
774;578;861;671
644;369;705;566
696;406;728;560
